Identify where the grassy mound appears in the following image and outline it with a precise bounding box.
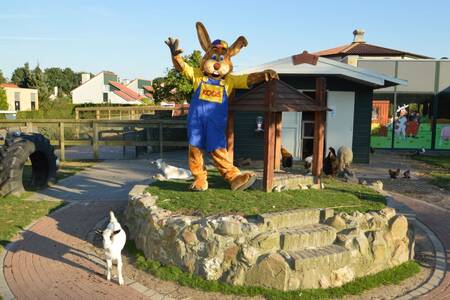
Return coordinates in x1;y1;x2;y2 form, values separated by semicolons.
147;172;386;216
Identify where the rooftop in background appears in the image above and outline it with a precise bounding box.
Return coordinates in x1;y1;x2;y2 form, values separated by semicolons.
312;29;432;59
0;83;19;88
241;52;406;89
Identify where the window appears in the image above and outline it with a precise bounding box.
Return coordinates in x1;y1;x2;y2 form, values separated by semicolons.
15;101;20;111
103;92;108;103
14;92;20;101
31;101;36;110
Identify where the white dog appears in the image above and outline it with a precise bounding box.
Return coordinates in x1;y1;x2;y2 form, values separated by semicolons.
97;211;126;285
151;158;193;180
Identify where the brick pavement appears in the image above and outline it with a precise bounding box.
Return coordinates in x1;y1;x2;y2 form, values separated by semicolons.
2;201;152;300
390;192;450;299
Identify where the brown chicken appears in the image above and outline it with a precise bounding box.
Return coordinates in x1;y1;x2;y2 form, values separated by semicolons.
389;168;401;179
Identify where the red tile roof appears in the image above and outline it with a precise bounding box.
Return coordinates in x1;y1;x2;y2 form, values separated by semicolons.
143;85;154;92
0;83;18;88
313;42;431;59
109;81;143;102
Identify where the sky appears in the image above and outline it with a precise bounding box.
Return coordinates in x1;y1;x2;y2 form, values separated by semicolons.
1;0;450;81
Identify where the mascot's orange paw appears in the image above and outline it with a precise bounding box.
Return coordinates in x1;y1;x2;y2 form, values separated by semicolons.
190;178;208;192
230;172;257;191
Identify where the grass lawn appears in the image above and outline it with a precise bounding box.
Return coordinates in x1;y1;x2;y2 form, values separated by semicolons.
147;172;386;216
126;241;420;300
412;155;450;190
0;193;62;253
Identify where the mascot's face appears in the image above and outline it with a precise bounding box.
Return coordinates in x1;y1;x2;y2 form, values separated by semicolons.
196;22;248;80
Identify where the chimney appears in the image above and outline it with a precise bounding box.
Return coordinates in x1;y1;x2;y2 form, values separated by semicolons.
353;29;365;43
81;73;91;84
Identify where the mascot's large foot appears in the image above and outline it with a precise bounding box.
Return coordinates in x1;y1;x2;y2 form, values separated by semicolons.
190;178;208;192
230;172;257;191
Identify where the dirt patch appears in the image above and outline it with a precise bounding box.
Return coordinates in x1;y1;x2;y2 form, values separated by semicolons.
353;151;450;210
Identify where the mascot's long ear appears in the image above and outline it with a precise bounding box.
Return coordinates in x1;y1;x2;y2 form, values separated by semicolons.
196;22;211;52
228;36;248;57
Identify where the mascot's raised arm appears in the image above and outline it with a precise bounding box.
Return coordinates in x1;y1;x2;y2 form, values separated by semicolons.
165;22;278;192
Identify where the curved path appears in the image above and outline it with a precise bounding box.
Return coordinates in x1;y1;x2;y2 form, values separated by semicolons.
1;155;449;299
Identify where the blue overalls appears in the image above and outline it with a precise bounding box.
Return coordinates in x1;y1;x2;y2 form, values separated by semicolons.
187;77;228;152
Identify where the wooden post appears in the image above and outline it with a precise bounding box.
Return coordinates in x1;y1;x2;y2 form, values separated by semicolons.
119;110;122;120
108;109;111;120
263;80;276;192
59;122;65;162
93;121;99;160
159;122;163;158
274;112;282;171
312;77;326;186
263;112;275;192
226;111;235;163
96;110;100;120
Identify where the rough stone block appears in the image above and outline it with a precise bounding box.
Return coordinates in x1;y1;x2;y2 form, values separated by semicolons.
250;231;280;252
260;208;321;229
389;215;408;240
128;185;148;200
280;224;336;251
245;253;291;291
289;245;351;271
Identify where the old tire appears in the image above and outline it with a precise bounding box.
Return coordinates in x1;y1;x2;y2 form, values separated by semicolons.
0;133;57;197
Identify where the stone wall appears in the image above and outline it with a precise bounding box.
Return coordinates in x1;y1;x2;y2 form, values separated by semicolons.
124;185;415;291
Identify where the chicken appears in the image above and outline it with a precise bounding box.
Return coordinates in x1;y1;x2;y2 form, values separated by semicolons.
403;169;411;179
281;147;293;168
389;168;401;179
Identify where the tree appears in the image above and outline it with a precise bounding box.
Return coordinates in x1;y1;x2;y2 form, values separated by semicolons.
0;69;6;84
33;65;50;105
11;63;35;88
152;50;202;103
0;87;8;110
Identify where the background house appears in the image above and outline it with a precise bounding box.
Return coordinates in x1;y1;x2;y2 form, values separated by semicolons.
0;83;38;111
315;29;450;151
71;71;150;105
234;55;404;163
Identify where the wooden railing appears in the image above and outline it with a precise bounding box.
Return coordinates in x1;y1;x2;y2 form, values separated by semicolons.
0;119;188;161
75;105;189;120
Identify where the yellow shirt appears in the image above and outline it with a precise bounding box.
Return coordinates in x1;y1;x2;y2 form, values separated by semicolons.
182;64;249;96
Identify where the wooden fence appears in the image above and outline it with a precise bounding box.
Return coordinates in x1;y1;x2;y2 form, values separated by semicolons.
75;105;189;120
0;119;188;161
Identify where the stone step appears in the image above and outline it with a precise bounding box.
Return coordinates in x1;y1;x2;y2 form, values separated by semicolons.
258;208;333;230
280;224;337;251
287;244;351;271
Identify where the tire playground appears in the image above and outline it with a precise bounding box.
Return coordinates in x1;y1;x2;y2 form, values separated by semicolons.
0;133;57;197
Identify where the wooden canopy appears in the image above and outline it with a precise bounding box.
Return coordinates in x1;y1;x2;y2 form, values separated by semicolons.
229;79;329;113
227;78;329;192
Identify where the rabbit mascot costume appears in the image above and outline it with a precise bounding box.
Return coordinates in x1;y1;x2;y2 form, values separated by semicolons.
165;22;277;191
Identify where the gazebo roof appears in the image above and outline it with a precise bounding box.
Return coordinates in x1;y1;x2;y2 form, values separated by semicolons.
229;79;329;112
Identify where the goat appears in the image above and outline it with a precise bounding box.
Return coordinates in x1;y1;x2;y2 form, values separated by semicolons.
151;158;193;180
304;155;313;173
337;146;353;172
97;211;126;285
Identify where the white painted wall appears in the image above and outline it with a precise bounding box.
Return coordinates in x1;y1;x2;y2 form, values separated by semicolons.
71;73;106;104
325;91;355;151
